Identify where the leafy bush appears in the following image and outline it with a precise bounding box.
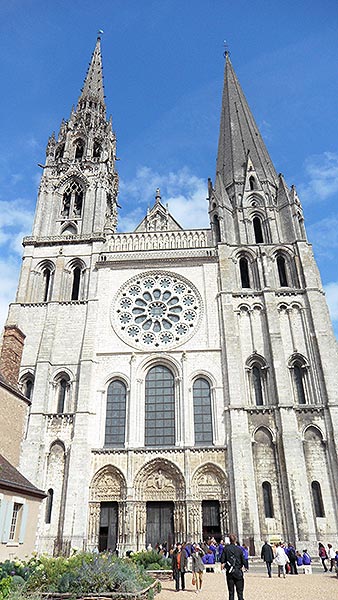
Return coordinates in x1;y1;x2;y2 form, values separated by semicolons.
0;552;155;598
131;550;171;570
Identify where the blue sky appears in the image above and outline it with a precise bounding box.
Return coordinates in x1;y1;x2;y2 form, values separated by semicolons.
0;0;338;335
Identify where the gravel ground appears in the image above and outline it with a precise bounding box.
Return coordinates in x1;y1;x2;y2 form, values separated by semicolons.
157;570;337;600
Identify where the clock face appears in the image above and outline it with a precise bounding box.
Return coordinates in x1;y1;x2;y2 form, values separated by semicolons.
111;271;203;350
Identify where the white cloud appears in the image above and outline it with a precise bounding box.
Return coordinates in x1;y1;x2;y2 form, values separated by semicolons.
299;151;338;203
119;166;209;231
324;282;338;322
308;216;338;259
0;199;34;255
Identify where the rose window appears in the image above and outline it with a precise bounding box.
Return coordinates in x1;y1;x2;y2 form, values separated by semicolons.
112;271;202;349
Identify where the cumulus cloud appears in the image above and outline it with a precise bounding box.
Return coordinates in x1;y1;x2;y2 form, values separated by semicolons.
324;282;338;322
0;199;34;255
119;166;209;231
299;151;338;203
308;216;338;259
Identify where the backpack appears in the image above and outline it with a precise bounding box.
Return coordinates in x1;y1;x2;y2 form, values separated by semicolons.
225;553;242;580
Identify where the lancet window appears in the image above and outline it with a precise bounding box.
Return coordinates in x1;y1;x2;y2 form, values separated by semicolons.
61;180;84;218
75;139;85;159
45;489;54;524
239;257;251;288
247;355;268;406
193;378;213;445
104;380;127;447
145;365;175;447
262;481;274;518
253;216;264;243
311;481;325;517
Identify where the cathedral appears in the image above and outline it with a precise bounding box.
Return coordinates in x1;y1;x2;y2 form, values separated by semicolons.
6;36;338;556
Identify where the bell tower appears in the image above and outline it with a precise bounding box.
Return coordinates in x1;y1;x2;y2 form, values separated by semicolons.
32;35;119;239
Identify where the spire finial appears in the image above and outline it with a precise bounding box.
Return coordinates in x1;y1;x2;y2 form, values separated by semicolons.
223;40;230;59
97;29;104;39
155;188;161;203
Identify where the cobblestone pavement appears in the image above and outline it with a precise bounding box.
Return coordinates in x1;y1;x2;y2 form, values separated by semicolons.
157;570;337;600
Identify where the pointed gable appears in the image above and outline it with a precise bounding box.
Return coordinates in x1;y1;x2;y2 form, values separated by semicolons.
134;189;183;232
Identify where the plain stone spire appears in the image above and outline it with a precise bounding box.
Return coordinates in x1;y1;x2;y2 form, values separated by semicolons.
216;53;278;190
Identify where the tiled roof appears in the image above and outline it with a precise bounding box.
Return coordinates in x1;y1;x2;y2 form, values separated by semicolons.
0;371;30;405
0;454;46;499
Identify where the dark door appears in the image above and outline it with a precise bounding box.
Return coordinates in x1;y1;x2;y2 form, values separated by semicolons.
99;501;118;552
146;501;174;548
202;500;221;541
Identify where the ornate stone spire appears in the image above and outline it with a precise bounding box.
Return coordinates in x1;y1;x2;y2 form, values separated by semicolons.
78;35;105;113
216;53;278;191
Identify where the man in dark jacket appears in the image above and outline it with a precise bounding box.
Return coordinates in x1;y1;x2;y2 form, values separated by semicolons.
172;542;187;591
261;541;274;577
221;534;245;600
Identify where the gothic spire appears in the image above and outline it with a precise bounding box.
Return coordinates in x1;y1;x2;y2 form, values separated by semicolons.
78;35;105;109
216;53;278;191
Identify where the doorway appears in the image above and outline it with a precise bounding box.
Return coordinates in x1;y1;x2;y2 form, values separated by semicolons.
146;501;174;548
202;500;221;541
99;501;118;552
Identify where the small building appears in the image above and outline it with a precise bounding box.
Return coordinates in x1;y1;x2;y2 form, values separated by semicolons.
0;326;45;559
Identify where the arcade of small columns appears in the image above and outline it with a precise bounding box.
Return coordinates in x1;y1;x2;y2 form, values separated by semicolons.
87;459;229;551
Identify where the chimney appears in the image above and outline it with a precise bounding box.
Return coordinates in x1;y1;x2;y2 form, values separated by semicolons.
0;325;26;388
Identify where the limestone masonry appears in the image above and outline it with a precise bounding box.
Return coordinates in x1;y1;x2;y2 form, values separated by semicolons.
5;37;338;555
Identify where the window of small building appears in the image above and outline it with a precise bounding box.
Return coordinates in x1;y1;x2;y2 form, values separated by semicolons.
9;502;23;542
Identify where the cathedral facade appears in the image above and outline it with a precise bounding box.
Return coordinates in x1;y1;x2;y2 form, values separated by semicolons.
7;37;338;555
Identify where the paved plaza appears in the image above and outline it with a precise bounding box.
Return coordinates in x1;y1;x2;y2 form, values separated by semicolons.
157;569;337;600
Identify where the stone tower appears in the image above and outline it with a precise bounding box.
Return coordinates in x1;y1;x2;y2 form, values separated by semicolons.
5;42;338;556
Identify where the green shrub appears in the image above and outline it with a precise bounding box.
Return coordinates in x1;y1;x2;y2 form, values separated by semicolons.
132;550;171;570
0;576;11;599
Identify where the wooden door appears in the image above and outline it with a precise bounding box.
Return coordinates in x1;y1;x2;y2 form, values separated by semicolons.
146;501;174;547
99;501;118;552
202;500;221;541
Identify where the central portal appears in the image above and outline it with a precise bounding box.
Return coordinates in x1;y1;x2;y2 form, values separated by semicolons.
146;501;174;547
99;501;118;552
202;500;221;541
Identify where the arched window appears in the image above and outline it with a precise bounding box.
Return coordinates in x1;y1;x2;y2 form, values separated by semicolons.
145;366;175;447
253;216;264;243
262;481;274;518
277;255;288;287
55;143;65;160
293;364;306;404
311;481;325;517
22;376;34;400
56;376;70;413
43;267;52;302
45;488;54;524
252;366;264;406
239;257;251;288
249;176;256;191
93;140;102;158
193;378;213;446
75;139;84;159
105;380;127;447
71;266;81;300
61;181;84;218
213;214;221;244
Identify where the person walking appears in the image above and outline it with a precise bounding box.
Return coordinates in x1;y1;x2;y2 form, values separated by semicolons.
172;542;187;591
191;545;205;593
261;540;274;578
275;542;289;578
221;533;245;600
327;544;335;571
287;543;298;574
318;542;328;572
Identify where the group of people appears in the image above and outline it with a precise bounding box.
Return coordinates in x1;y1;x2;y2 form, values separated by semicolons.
318;541;338;572
261;541;312;578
